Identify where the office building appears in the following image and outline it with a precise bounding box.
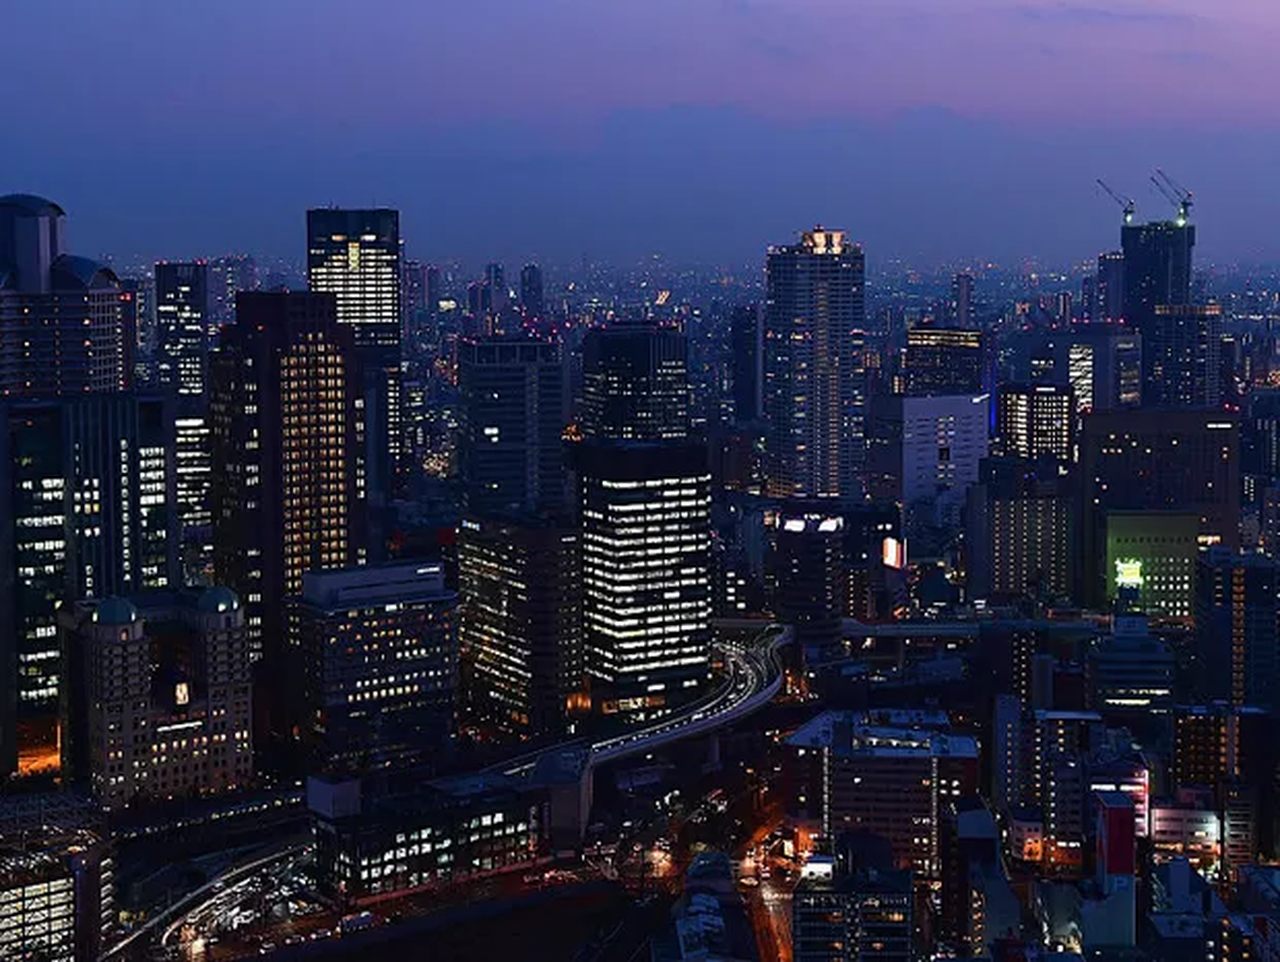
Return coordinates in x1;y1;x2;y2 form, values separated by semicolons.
580;320;690;442
519;262;544;320
306;207;402;503
902;326;984;396
1079;409;1239;607
59;587;252;810
730;303;762;424
1148;303;1222;408
0;194;129;397
576;441;711;717
207;253;257;335
792;855;913;962
210;291;368;663
1064;326;1143;411
155;261;213;582
951;271;974;326
1122;216;1195;402
287;562;458;771
0;825;113;961
788;711;980;878
965;457;1076;601
1097;251;1125;322
154;261;209;398
867;393;989;536
458;518;581;738
1196;549;1280;708
1104;511;1198;620
457;336;567;518
997;383;1074;462
764;227;866;498
0;394;179;778
1087;612;1175;723
768;504;845;657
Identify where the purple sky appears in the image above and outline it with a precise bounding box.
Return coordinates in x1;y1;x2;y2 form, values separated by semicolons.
5;0;1279;268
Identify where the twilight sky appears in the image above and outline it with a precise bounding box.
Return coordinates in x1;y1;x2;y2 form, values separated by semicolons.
4;0;1280;269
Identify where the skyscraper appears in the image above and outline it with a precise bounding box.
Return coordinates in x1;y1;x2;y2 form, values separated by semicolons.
519;262;544;320
0;194;129;397
730;303;762;424
207;254;257;336
1149;303;1222;408
580;320;690;441
458;517;581;738
1122;216;1195;404
210;291;368;664
951;271;975;326
1097;251;1125;323
306;208;402;506
156;261;209;395
996;383;1075;462
574;321;711;718
902;326;985;396
764;227;866;499
0;394;179;777
457;336;567;518
156;260;213;582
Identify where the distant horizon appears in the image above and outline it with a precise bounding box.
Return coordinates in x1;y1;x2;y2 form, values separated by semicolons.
7;2;1280;269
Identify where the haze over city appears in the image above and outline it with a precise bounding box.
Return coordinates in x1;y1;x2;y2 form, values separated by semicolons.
6;0;1280;266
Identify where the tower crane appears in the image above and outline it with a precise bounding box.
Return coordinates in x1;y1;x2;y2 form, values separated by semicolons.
1150;168;1193;226
1096;179;1136;225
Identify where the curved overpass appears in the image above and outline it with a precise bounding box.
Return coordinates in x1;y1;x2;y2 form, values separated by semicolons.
502;622;790;777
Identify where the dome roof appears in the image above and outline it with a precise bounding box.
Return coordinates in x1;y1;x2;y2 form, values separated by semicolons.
0;194;66;217
197;586;240;614
49;254;118;291
93;596;139;627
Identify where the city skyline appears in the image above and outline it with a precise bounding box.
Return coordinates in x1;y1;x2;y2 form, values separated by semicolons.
6;1;1280;267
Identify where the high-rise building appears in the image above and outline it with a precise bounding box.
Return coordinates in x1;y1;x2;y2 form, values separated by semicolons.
519;262;544;320
576;441;711;718
996;383;1074;462
580;320;690;441
867;393;990;536
207;254;257;335
1079;409;1239;607
0;394;179;778
1097;250;1125;322
730;303;762;424
768;504;845;657
1121;217;1195;402
306;208;402;505
787;711;979;878
1063;326;1142;411
575;321;710;718
458;518;581;738
155;261;209;397
155;261;213;582
902;326;984;396
0;824;113;961
1196;549;1280;709
287;562;458;770
59;587;252;810
1104;511;1199;620
1148;303;1222;408
457;337;566;518
210;291;368;664
0;194;129;397
764;227;866;499
965;456;1076;601
951;271;975;326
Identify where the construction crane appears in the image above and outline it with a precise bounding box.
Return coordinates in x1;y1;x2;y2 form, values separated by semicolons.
1096;179;1136;225
1150;168;1193;226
